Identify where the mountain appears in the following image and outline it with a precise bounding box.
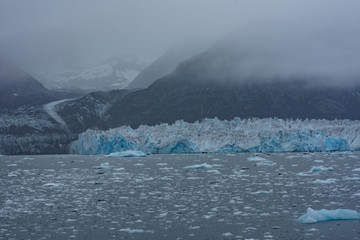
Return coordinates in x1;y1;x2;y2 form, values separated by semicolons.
0;57;81;137
38;57;145;92
56;48;360;132
0;57;51;107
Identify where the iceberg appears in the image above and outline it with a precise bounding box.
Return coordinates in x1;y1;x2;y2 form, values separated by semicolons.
71;118;360;155
297;208;360;223
106;150;147;157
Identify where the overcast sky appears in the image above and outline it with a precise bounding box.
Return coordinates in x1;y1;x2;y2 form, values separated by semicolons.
1;0;360;80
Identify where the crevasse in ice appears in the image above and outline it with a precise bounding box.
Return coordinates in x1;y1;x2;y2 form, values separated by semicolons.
71;117;360;154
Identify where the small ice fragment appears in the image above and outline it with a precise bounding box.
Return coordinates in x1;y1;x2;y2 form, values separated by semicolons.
106;150;147;157
119;228;144;233
247;156;267;161
256;161;276;167
343;177;360;181
296;172;320;177
313;178;337;184
251;190;273;194
7;164;17;167
297;208;360;223
310;166;333;172
352;168;360;172
184;163;220;169
222;232;233;237
93;162;112;169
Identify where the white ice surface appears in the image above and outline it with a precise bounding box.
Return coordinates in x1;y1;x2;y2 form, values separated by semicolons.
106;150;147;157
184;163;220;169
71;118;360;154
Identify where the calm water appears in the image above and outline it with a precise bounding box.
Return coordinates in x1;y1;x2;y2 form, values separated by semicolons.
1;152;360;239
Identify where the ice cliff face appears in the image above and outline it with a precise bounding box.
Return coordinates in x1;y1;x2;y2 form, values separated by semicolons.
71;118;360;155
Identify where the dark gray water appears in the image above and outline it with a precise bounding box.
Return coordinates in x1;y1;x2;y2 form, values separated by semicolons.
1;152;360;239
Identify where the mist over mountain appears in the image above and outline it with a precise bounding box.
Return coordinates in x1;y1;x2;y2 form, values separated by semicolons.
127;43;208;89
38;57;145;92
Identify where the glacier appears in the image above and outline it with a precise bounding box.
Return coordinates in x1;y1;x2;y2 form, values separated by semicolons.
71;118;360;155
297;208;360;223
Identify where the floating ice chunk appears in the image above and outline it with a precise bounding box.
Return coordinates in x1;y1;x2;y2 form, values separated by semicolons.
23;157;34;160
310;166;333;172
184;163;220;169
314;160;324;163
247;156;267;161
352;168;360;172
93;162;112;169
43;183;63;187
8;171;20;177
207;169;220;174
256;161;276;167
297;208;360;223
296;172;320;177
343;177;360;181
251;190;273;194
7;164;17;167
222;232;233;237
313;178;337;184
106;150;147;157
119;228;144;233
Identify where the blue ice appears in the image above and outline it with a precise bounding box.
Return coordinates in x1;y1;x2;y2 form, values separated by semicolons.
298;208;360;223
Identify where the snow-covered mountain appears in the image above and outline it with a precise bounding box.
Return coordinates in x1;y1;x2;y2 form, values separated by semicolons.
39;57;145;92
71;118;360;155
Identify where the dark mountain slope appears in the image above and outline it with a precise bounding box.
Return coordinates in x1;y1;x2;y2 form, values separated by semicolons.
126;44;203;89
56;89;133;133
107;73;360;129
57;40;360;131
106;40;360;128
0;57;79;109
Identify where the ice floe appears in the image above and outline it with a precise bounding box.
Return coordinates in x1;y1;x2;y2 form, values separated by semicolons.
298;208;360;223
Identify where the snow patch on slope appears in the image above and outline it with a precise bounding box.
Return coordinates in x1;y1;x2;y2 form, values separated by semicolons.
44;99;74;130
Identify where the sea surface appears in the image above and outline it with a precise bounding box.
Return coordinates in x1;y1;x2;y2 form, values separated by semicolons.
1;152;360;239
